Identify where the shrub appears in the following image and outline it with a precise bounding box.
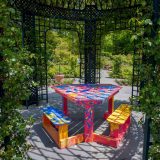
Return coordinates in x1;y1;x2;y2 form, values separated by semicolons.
111;55;124;77
101;57;113;70
108;54;133;85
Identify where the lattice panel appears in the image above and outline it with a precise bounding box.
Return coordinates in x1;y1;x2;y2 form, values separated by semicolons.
34;16;47;102
84;21;96;84
132;48;142;99
79;20;101;84
35;0;140;10
9;0;143;104
22;13;39;105
10;0;141;21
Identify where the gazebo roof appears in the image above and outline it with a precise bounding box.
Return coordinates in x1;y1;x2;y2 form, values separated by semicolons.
9;0;143;11
35;0;141;10
10;0;142;21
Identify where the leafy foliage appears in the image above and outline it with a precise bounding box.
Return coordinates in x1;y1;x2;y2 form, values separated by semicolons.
0;1;34;159
109;55;132;85
101;30;133;85
131;3;160;159
102;30;133;56
47;30;80;78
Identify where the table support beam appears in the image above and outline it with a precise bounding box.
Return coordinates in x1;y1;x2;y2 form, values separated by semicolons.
63;97;68;115
103;96;114;119
108;96;114;114
84;105;94;142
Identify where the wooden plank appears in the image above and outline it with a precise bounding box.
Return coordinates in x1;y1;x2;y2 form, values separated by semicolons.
42;115;59;145
93;133;118;148
108;96;114;114
58;124;68;140
110;123;119;138
107;104;131;125
42;106;71;125
67;134;84;148
58;134;84;149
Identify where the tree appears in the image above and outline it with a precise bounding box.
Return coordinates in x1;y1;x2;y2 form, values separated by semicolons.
102;30;133;56
47;30;79;77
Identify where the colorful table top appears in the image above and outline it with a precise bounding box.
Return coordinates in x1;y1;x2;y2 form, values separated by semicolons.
43;106;72;125
51;84;122;106
107;104;131;125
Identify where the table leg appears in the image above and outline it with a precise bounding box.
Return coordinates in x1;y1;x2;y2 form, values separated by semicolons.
63;97;68;115
84;105;94;142
103;96;114;119
108;96;114;114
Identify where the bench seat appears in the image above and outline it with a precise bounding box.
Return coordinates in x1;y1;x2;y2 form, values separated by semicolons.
42;106;71;125
107;104;131;125
42;106;72;148
106;104;131;140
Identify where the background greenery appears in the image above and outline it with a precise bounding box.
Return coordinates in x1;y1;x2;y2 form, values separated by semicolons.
47;29;133;85
101;31;133;85
47;30;80;80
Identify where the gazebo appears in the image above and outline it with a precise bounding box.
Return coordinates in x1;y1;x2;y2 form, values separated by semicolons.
4;0;159;159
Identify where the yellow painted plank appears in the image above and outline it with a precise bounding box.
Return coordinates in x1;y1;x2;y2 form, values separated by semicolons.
107;104;131;124
110;123;119;132
59;124;68;140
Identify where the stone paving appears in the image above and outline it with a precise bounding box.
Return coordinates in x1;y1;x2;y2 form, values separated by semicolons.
22;70;144;160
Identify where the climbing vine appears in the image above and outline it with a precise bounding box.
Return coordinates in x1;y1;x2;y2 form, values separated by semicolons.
0;0;34;159
132;1;160;159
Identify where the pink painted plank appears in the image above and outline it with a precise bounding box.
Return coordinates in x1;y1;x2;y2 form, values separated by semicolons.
84;105;94;142
63;97;68;115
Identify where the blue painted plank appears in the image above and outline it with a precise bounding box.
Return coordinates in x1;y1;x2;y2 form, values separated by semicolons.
42;106;71;125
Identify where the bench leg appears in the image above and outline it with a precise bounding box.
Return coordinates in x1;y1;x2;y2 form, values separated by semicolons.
58;124;68;140
42;114;69;149
58;124;69;148
42;114;59;145
110;122;119;138
124;116;131;132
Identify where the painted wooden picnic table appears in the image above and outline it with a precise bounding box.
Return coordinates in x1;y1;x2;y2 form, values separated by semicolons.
51;84;122;143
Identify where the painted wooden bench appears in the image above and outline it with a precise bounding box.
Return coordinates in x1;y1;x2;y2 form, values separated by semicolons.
42;106;72;148
106;104;131;143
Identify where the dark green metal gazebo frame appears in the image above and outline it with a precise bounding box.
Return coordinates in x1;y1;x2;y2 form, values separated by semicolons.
9;0;143;105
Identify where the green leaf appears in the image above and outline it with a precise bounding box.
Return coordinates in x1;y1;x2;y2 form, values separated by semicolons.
144;19;153;25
